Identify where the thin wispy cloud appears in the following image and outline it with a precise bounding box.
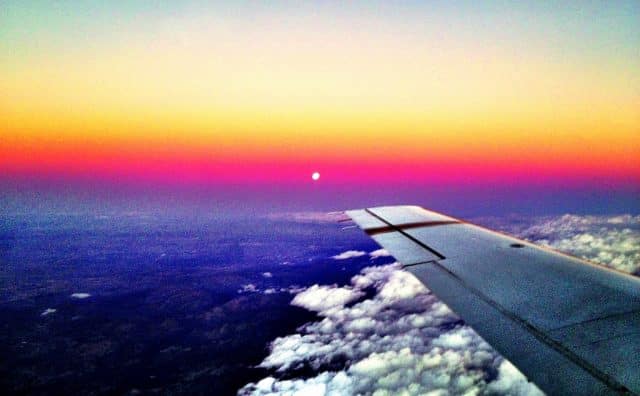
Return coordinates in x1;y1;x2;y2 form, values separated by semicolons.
41;308;57;316
332;250;367;260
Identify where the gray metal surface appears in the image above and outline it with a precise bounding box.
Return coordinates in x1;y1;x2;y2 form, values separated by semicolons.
346;205;640;395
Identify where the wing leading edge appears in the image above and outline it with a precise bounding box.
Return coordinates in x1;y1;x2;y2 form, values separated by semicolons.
346;205;640;395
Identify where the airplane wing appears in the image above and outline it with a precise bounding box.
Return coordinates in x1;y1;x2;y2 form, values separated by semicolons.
346;205;640;395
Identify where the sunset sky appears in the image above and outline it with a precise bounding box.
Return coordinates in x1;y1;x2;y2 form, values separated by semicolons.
1;1;639;187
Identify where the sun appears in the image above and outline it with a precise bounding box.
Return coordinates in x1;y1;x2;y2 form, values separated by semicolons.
311;172;320;181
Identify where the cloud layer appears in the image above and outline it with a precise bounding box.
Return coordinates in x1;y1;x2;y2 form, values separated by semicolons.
240;214;639;395
240;263;543;395
332;250;367;260
517;214;640;274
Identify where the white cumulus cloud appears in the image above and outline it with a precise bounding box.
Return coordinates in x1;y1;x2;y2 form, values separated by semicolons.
239;263;543;395
332;250;367;260
239;284;258;293
240;214;638;395
369;249;391;258
291;284;365;313
515;214;640;275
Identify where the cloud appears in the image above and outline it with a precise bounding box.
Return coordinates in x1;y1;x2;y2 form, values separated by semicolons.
238;283;306;295
290;284;365;313
547;230;640;274
332;250;367;260
41;308;57;316
239;284;258;293
241;214;637;395
267;211;346;223
70;293;91;299
515;214;640;275
369;248;391;258
240;263;543;395
262;272;273;278
486;360;544;396
280;285;306;294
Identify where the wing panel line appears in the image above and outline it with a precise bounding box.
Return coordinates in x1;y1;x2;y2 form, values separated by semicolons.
364;208;447;260
417;258;632;394
365;220;461;235
549;308;640;332
349;206;640;394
